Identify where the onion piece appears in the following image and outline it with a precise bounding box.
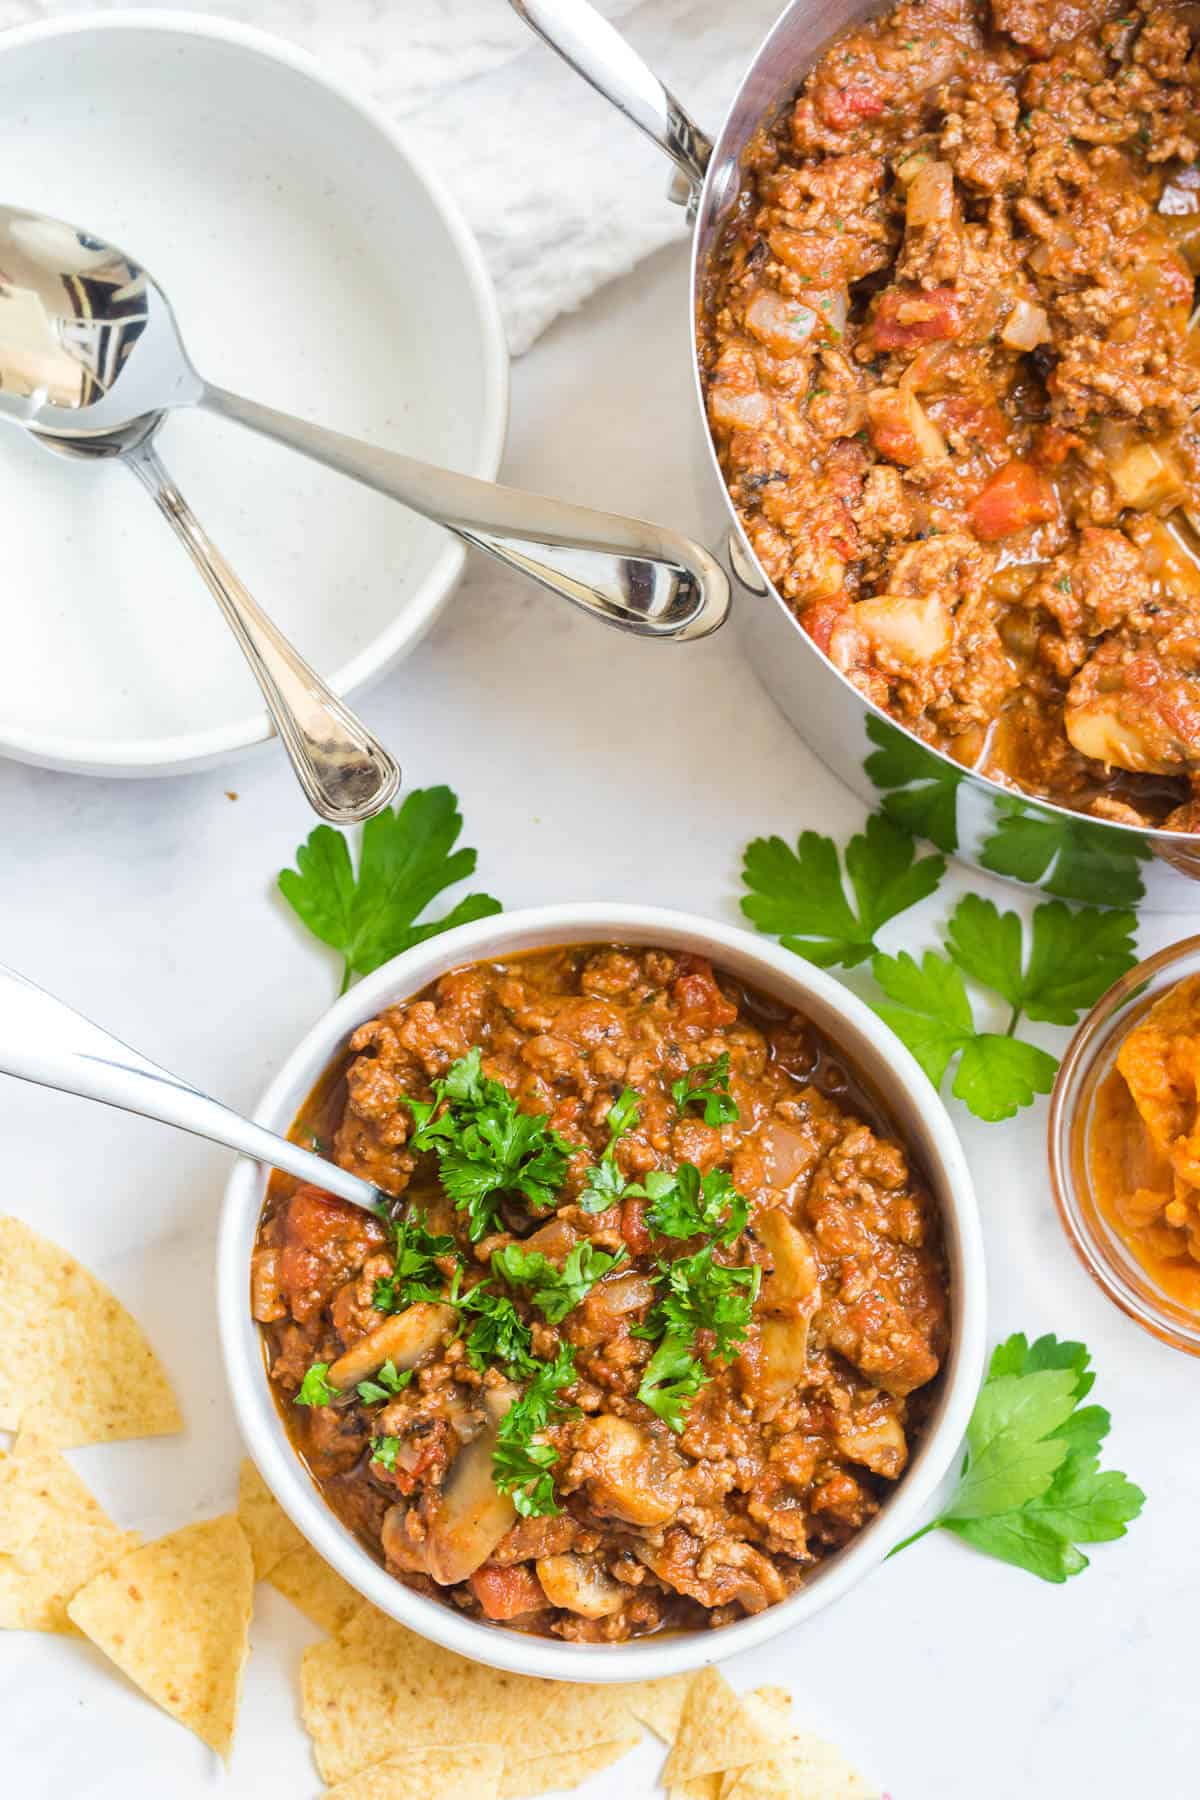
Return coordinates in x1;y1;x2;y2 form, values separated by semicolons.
1000;296;1051;351
905;161;956;230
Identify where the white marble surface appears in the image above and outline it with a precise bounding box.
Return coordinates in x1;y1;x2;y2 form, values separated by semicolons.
0;241;1197;1800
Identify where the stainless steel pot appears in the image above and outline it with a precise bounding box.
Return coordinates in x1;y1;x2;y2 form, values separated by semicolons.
512;0;1200;911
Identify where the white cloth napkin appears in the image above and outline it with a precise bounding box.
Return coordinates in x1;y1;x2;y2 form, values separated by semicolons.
0;0;782;351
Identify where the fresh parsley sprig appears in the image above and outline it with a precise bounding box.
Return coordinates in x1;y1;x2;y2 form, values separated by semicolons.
579;1087;641;1213
671;1052;740;1126
493;1345;579;1518
874;896;1137;1122
635;1163;749;1246
491;1239;626;1324
401;1048;575;1240
372;1211;457;1313
742;813;945;969
635;1249;760;1432
278;786;502;994
890;1333;1144;1582
295;1361;338;1408
355;1359;414;1404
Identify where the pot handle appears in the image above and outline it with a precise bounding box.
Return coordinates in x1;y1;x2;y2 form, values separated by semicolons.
509;0;712;205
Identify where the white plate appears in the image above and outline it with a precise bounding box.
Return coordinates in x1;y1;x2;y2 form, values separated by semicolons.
0;11;508;776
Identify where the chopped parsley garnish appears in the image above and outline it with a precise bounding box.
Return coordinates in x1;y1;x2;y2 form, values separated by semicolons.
369;1435;402;1473
492;1345;579;1518
742;813;945;969
401;1047;575;1240
890;1334;1144;1582
278;786;502;994
456;1278;539;1377
372;1211;457;1312
637;1163;748;1246
671;1052;739;1126
579;1086;641;1213
355;1359;414;1405
491;1239;626;1324
295;1362;338;1407
635;1249;760;1433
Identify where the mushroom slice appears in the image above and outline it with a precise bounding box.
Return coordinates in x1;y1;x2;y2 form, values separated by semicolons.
327;1302;455;1390
570;1414;684;1527
535;1552;625;1619
423;1382;521;1586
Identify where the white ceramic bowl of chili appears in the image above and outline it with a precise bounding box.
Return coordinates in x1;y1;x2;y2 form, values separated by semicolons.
217;902;987;1682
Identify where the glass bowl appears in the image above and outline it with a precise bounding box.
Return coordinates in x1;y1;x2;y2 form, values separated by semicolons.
1048;933;1200;1358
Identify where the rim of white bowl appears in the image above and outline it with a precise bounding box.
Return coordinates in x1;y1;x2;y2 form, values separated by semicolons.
218;903;988;1683
0;9;509;778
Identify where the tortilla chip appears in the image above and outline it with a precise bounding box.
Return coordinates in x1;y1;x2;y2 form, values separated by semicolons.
0;1217;180;1446
500;1730;639;1797
268;1542;362;1636
323;1744;504;1800
612;1670;694;1742
237;1459;306;1580
721;1737;881;1799
669;1780;723;1800
661;1668;793;1786
67;1514;253;1758
301;1604;636;1785
0;1427;139;1633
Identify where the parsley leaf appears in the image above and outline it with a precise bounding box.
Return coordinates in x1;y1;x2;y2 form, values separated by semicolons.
891;1333;1145;1582
978;795;1147;906
872;947;1057;1122
278;787;503;993
356;1359;414;1404
370;1435;401;1473
372;1210;457;1312
635;1249;760;1432
946;895;1138;1029
492;1345;579;1518
295;1362;338;1407
671;1052;740;1126
635;1336;709;1434
863;714;963;852
741;814;945;969
402;1049;575;1240
491;1240;626;1324
637;1164;749;1245
456;1279;538;1377
579;1087;641;1213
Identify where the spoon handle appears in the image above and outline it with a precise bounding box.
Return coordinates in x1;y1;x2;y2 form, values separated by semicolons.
124;438;402;824
0;962;382;1213
201;387;730;642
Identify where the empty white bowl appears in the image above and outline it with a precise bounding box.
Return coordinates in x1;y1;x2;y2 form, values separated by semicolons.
0;11;507;776
218;903;987;1682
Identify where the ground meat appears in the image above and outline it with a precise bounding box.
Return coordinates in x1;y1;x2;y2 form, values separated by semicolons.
256;947;948;1643
702;0;1200;829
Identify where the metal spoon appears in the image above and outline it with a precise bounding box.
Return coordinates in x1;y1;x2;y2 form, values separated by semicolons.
37;417;401;825
0;204;729;644
0;960;383;1215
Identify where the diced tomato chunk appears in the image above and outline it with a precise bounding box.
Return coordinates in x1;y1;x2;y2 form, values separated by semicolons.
801;596;851;656
968;459;1059;541
277;1185;387;1323
1031;424;1081;471
620;1197;653;1259
469;1563;547;1620
672;957;739;1029
817;79;887;130
868;285;962;350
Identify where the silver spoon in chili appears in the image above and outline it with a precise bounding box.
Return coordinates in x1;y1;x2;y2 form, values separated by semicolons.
0;962;384;1216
